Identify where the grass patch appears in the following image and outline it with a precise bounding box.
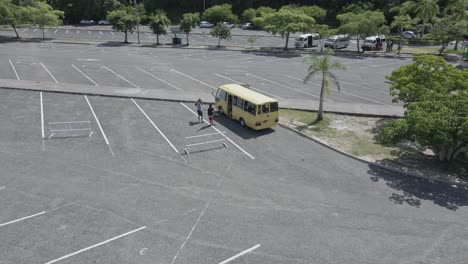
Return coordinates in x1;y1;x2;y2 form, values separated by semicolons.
445;48;464;55
399;46;439;54
279;109;330;128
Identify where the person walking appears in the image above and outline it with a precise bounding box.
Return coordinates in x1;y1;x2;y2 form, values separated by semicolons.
195;98;204;123
207;104;214;126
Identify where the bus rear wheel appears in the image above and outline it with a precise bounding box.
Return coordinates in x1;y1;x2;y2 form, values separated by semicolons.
239;118;246;128
218;106;224;115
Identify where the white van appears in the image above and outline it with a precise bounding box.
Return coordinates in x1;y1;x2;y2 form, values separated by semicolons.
362;35;385;51
295;33;319;48
324;35;350;49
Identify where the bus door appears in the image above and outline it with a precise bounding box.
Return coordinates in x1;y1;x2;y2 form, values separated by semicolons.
259;103;270;124
227;94;233;117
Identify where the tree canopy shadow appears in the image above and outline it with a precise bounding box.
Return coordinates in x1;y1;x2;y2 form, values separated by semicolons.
367;164;468;211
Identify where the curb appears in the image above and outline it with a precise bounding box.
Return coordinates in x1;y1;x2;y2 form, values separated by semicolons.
278;122;468;188
279;106;403;119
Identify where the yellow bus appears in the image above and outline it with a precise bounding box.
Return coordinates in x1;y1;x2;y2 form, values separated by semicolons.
214;84;279;130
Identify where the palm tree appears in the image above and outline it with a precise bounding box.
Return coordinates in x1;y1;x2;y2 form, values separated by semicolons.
403;0;440;37
445;0;468;50
303;49;345;122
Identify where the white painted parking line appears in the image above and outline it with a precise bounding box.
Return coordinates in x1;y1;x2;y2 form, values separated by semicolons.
180;103;255;160
66;29;68;34
22;28;29;32
230;56;255;62
0;211;46;228
40;63;58;83
102;65;141;88
44;226;146;264
145;33;151;36
285;75;387;105
137;68;183;91
131;99;179;154
72;64;99;86
338;79;388;95
33;29;38;32
215;73;282;99
54;29;58;33
44;29;48;33
170;69;217;90
88;31;91;35
84;96;115;157
247;73;332;102
8;58;20;80
99;31;102;35
262;58;285;63
110;31;114;35
205;53;243;60
218;244;261;264
77;30;79;34
360;61;405;70
40;92;44;139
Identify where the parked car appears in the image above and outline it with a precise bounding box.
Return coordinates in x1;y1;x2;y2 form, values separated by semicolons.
199;21;214;28
242;23;256;30
403;31;418;39
324;34;350;49
295;33;320;48
98;19;110;25
223;22;234;28
80;19;95;25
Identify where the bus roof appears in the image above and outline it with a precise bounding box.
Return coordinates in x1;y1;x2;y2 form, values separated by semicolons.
219;84;278;105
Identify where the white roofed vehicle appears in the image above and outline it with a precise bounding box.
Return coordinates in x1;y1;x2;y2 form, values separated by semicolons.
324;34;350;49
294;33;319;48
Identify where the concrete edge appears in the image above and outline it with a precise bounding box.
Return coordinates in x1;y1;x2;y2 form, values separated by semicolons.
278;122;468;188
0;85;211;105
280;106;403;119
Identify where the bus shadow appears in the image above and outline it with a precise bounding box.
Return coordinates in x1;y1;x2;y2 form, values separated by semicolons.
213;115;275;140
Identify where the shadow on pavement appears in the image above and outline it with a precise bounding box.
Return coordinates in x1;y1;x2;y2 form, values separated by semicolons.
367;164;468;211
213;114;275;140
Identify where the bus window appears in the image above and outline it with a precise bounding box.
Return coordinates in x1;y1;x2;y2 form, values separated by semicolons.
270;102;278;112
257;105;261;115
216;89;226;101
236;98;245;109
233;96;237;106
262;103;270;114
244;101;256;115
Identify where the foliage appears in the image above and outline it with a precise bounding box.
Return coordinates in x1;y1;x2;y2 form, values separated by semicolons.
299;5;326;20
445;0;468;21
0;0;31;38
253;6;315;50
313;24;334;53
241;8;256;23
390;14;419;54
382;54;468;161
29;0;64;40
341;2;376;14
402;0;440;37
380;91;468;162
202;4;238;25
210;23;231;47
337;10;388;52
149;10;171;45
303;49;345;121
386;54;468;106
247;35;257;48
179;12;199;45
426;16;467;54
107;5;136;43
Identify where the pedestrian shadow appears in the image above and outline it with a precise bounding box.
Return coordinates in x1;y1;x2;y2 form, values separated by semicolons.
188;121;201;126
367;164;468;211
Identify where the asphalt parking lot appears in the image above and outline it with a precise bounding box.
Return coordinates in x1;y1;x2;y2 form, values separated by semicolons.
1;42;467;264
0;26;365;51
0;41;406;105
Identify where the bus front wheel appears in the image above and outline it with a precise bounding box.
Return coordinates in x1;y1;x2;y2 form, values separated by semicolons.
218;106;224;115
239;118;246;127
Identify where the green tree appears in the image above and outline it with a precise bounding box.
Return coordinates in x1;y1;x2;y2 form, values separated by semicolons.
0;0;31;39
179;12;199;46
445;0;468;50
386;54;468;106
380;90;468;162
210;22;231;47
247;34;257;48
313;24;334;53
390;14;418;54
256;6;276;17
202;4;238;25
149;10;171;45
30;0;63;40
242;8;256;23
303;49;345;121
337;10;388;52
402;0;440;37
299;5;326;20
253;7;315;50
426;16;468;55
107;5;136;43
